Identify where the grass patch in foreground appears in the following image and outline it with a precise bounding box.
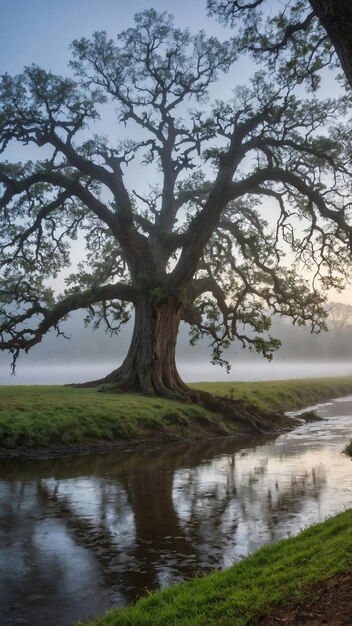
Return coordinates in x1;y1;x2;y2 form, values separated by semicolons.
77;509;352;626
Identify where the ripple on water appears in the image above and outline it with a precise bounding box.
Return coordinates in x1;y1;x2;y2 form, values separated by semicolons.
1;397;352;626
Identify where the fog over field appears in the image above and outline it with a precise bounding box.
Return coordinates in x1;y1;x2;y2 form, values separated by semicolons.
2;360;352;386
2;310;352;385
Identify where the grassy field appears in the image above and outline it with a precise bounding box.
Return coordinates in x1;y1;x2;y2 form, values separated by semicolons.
191;377;352;413
77;508;352;626
1;376;352;450
0;385;214;449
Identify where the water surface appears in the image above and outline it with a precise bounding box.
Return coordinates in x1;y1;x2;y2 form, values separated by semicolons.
1;397;352;625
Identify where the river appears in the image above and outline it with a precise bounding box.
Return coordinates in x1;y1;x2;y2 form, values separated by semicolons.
1;396;352;625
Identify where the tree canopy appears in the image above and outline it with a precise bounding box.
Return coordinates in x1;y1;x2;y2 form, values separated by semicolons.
208;0;352;90
1;9;352;413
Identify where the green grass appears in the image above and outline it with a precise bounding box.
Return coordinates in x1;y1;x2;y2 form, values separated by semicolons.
77;508;352;626
192;377;352;413
0;385;221;449
1;376;352;450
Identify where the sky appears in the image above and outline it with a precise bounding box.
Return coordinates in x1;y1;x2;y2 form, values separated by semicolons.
0;0;247;383
0;0;251;287
1;0;352;383
0;0;227;74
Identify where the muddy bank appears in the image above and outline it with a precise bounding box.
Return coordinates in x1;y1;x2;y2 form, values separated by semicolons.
0;422;288;460
257;572;352;625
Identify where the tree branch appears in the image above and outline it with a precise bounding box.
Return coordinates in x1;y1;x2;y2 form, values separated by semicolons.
0;282;137;368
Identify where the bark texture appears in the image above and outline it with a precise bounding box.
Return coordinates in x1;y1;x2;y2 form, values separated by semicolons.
310;0;352;88
80;294;188;398
74;292;292;434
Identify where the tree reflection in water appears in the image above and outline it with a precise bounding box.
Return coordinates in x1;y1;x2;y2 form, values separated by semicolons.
2;417;351;626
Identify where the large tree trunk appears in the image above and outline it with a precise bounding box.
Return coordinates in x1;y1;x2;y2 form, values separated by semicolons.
310;0;352;89
85;293;188;398
73;292;296;433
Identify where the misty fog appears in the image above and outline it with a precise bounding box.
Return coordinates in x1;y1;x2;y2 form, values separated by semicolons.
2;310;352;385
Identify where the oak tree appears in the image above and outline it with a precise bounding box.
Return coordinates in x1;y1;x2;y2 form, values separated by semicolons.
208;0;352;90
1;10;352;427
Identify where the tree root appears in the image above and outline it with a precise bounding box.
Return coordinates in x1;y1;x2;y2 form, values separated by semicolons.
187;388;295;434
68;370;295;434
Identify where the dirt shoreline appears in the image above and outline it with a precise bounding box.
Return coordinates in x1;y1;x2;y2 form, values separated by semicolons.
257;572;352;625
0;430;248;460
0;434;190;460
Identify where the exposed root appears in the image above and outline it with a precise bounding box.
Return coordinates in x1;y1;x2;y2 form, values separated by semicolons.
187;389;294;433
68;368;294;434
67;364;136;390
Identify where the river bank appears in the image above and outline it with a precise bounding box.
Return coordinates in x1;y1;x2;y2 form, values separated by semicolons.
2;394;352;626
2;376;352;458
78;508;352;626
